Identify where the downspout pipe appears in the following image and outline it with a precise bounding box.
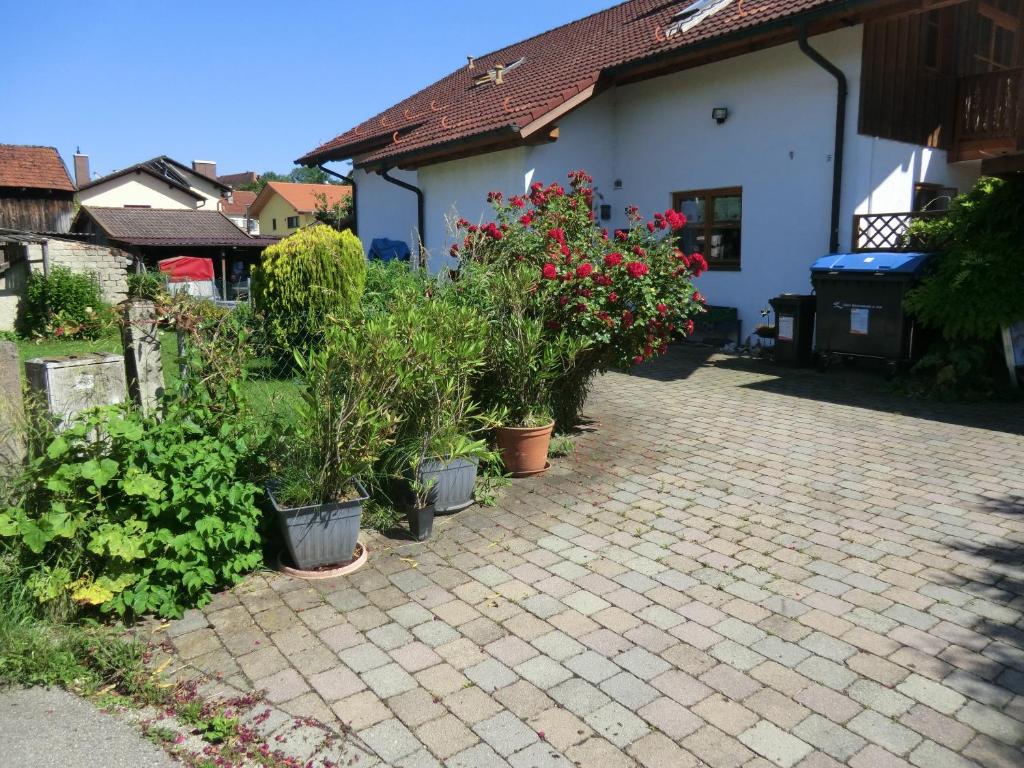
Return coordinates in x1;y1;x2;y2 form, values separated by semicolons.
317;164;358;236
798;24;847;254
378;168;425;261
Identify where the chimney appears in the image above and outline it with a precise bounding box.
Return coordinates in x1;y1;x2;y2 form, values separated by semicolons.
192;160;217;179
467;55;475;70
73;152;90;188
494;64;505;85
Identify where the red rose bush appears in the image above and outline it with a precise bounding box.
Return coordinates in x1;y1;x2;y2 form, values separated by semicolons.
453;171;707;428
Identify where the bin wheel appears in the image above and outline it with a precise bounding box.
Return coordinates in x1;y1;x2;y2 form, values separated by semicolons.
816;354;832;373
884;361;899;381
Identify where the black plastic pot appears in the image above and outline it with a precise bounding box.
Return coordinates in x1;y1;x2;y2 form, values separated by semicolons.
406;505;435;541
416;456;478;514
267;480;368;570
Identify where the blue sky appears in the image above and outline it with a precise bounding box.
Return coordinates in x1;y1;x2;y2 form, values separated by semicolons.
1;1;613;180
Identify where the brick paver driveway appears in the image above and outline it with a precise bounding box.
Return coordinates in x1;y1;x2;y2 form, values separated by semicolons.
160;348;1024;767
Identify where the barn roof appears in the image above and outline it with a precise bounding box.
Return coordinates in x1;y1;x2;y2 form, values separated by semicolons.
0;145;75;191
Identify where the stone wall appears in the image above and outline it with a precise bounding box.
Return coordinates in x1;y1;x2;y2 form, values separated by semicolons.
0;238;131;331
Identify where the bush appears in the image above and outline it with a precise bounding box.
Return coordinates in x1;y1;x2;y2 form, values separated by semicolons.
906;175;1024;340
126;270;168;302
362;260;430;317
381;282;490;505
454;262;588;428
274;316;411;508
0;315;275;620
20;267;112;340
251;225;367;361
0;398;268;620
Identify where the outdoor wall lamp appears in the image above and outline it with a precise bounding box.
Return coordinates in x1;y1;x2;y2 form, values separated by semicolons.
712;107;729;124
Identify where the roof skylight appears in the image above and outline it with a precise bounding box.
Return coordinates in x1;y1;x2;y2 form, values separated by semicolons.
666;0;735;38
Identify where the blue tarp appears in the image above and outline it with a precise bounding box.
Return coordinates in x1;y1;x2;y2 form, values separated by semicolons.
811;251;932;275
369;238;411;262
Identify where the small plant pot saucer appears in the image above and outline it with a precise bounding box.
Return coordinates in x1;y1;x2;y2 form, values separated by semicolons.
278;540;368;580
511;460;551;479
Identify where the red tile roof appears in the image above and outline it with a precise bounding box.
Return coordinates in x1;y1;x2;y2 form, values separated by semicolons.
0;145;75;191
249;182;352;216
298;0;859;169
220;190;257;216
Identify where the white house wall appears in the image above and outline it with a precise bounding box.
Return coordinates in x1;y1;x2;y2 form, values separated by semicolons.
353;167;420;254
355;25;980;330
78;174;200;210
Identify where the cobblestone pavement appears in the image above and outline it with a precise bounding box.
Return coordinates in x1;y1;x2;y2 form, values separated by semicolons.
156;348;1024;767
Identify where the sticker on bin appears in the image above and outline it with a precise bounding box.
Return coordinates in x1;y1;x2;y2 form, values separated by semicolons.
850;307;870;335
778;316;794;341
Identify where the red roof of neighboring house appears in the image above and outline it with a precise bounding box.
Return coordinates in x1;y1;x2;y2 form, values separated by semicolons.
220;190;257;216
298;0;866;169
249;182;352;216
0;145;75;191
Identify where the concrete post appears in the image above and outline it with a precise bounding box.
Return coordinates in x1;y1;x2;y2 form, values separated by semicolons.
0;340;25;473
121;300;165;416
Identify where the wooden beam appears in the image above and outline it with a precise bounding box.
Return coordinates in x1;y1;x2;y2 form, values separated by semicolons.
518;85;596;139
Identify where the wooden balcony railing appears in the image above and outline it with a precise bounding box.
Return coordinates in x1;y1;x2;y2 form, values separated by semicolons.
852;211;949;252
953;67;1024;158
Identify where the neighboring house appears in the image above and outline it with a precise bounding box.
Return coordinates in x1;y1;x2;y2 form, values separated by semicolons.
0;144;76;233
218;171;260;188
297;0;1023;329
249;182;351;237
75;155;233;212
220;190;260;235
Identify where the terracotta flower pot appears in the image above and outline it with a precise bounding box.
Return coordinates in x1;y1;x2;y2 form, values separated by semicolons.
495;421;554;477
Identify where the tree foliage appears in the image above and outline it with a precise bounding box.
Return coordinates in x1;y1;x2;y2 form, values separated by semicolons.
905;176;1024;340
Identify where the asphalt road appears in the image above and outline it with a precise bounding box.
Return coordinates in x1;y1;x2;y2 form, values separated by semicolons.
0;687;179;768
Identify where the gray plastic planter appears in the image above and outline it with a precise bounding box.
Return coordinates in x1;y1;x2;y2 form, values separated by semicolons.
416;456;478;514
268;480;368;570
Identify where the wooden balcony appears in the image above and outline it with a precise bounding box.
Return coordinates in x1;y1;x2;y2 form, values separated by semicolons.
952;67;1024;161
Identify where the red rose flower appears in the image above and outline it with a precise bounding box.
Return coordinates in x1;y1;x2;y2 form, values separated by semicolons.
685;318;695;335
647;221;656;233
519;213;533;226
692;290;706;304
542;263;558;280
625;261;649;278
632;355;644;364
690;252;708;276
575;263;594;278
449;244;460;257
510;195;526;209
614;230;628;241
487;191;503;203
657;303;669;315
604;252;623;267
622;310;634;328
608;292;619;302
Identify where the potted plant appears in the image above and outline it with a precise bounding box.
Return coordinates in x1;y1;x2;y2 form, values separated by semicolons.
460;264;588;477
269;319;408;569
386;291;489;540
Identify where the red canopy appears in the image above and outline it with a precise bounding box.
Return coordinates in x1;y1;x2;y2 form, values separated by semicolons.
158;256;215;282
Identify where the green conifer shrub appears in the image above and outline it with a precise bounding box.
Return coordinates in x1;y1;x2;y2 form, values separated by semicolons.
251;225;366;361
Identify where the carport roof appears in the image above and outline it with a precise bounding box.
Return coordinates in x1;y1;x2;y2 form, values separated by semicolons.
79;206;278;247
